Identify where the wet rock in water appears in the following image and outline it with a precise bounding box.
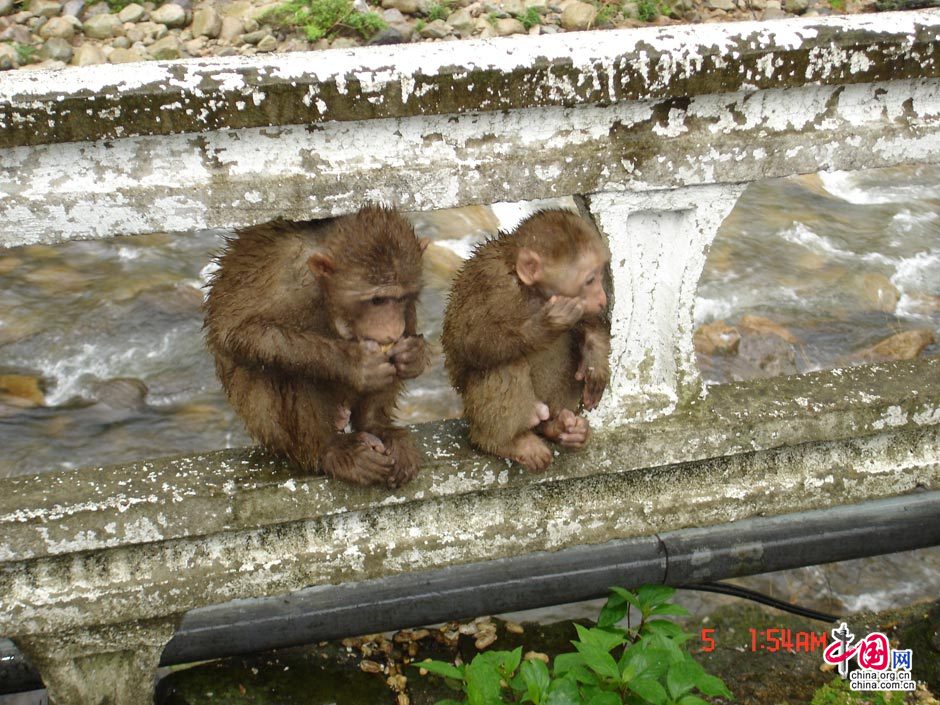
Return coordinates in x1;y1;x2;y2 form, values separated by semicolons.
191;6;221;37
855;272;901;313
853;329;936;363
0;375;45;406
89;377;148;411
560;0;596;28
423;242;465;288
693;320;741;355
738;314;801;345
41;35;73;60
737;330;798;377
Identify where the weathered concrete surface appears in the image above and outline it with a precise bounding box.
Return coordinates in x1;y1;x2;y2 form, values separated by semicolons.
1;358;938;640
1;12;939;149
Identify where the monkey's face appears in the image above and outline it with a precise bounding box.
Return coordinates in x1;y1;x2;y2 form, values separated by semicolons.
331;284;417;346
544;251;608;317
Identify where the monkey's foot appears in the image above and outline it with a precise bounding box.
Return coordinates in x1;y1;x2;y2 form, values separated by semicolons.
376;429;422;488
540;408;589;449
528;402;551;429
320;432;395;486
334;405;352;432
499;432;552;472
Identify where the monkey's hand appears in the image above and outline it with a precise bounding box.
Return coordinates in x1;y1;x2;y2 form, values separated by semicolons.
389;335;429;380
541;296;584;332
378;428;422;488
540;408;589;449
576;329;610;411
353;341;398;392
320;432;395;486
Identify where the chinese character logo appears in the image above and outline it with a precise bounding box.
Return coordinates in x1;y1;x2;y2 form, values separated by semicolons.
822;622;915;693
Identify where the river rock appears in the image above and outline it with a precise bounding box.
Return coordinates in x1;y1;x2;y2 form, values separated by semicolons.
494;15;524;33
117;2;145;21
240;28;267;43
446;6;474;33
0;0;14;16
0;375;44;406
738;315;800;344
191;6;220;36
693;320;740;355
854;329;936;363
366;25;405;43
109;46;142;61
90;377;148;410
418;17;449;36
502;0;525;12
148;33;182;57
329;36;359;48
785;0;809;11
111;34;130;47
38;15;74;37
1;23;33;42
150;1;186;26
382;0;418;13
71;41;105;64
706;0;735;8
856;272;900;312
255;32;276;51
83;12;122;37
218;15;242;40
560;0;595;28
0;43;16;68
40;35;72;59
382;7;406;20
734;329;798;379
28;0;61;17
61;0;83;15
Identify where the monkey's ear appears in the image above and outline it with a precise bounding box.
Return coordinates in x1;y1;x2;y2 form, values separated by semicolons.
307;252;336;278
418;237;431;253
516;248;542;286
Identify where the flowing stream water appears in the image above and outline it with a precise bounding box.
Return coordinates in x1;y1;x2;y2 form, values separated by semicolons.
0;166;938;621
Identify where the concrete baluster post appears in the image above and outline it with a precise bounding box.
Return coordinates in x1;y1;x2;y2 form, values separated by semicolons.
14;616;180;705
586;184;745;428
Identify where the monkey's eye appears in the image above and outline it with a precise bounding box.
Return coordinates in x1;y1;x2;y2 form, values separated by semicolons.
371;296;388;306
585;275;596;286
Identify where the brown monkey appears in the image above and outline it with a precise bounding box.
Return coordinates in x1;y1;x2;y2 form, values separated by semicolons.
441;209;611;472
204;205;430;487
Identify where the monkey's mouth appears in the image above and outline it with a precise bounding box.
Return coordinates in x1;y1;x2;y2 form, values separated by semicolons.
379;342;395;354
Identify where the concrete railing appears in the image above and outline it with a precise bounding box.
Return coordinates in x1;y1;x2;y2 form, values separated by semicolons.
2;11;940;704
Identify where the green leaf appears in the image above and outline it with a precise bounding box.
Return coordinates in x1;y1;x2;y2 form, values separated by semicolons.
544;676;581;705
586;692;622;705
609;587;642;611
665;661;700;699
418;660;465;680
573;642;621;680
566;664;601;686
629;677;668;705
465;660;503;705
552;653;584;676
677;697;710;705
520;659;550;704
648;603;689;617
597;600;630;628
696;673;734;698
575;626;627;653
476;647;522;678
636;585;676;612
640;620;685;639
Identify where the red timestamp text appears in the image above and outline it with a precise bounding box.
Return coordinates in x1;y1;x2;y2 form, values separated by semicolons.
699;627;829;653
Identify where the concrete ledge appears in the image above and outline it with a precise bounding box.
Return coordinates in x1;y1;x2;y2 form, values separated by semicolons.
1;358;937;639
1;12;939;149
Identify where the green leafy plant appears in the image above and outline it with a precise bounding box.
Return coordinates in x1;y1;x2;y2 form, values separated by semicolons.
264;0;386;41
636;0;661;20
594;0;621;24
516;6;542;29
425;0;451;21
13;42;37;65
810;677;904;705
416;585;734;705
415;18;427;31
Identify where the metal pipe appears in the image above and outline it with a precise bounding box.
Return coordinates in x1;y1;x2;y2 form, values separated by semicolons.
2;490;939;695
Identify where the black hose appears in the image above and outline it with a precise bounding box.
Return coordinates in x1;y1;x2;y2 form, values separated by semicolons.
680;581;840;622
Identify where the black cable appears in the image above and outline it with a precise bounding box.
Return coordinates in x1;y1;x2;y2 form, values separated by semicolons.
680;581;840;623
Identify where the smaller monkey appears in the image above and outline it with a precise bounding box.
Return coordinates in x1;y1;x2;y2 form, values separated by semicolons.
442;209;611;472
204;206;430;487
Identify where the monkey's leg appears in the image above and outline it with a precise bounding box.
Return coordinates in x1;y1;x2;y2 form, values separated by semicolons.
351;385;423;488
320;431;396;486
463;361;553;472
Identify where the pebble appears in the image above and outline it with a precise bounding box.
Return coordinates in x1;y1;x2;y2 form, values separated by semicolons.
255;32;276;50
854;329;935;363
525;0;549;10
446;6;474;33
560;0;595;28
61;0;83;16
117;3;145;21
150;2;187;27
168;0;191;10
418;17;449;37
111;34;130;47
494;16;524;33
382;7;406;21
329;36;359;48
694;320;741;355
502;0;525;12
240;27;266;43
784;0;808;11
366;25;405;44
1;23;33;42
0;0;13;15
218;15;243;41
41;35;74;60
382;0;419;13
82;1;109;17
28;0;61;17
0;43;17;68
706;0;735;9
71;42;105;64
38;15;75;38
83;12;122;37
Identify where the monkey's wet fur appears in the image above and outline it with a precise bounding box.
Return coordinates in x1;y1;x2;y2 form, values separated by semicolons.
442;209;611;472
204;205;430;488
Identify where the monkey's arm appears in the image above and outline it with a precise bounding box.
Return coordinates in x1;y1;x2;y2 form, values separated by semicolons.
576;318;611;410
